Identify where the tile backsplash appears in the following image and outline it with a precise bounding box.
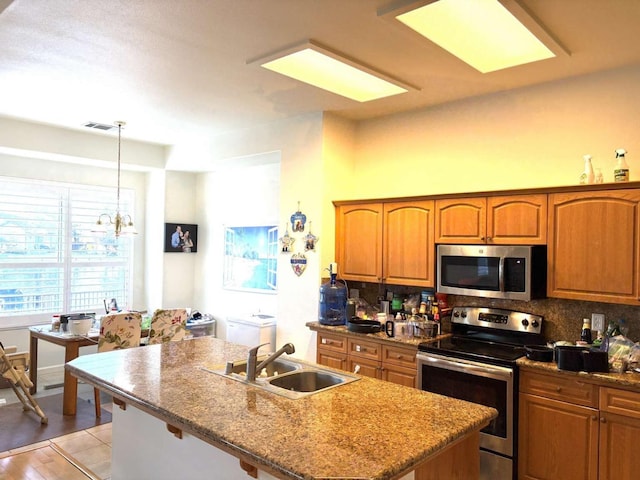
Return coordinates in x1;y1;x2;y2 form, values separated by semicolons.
352;282;639;343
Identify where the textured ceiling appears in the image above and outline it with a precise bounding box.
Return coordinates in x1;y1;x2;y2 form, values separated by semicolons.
1;0;640;165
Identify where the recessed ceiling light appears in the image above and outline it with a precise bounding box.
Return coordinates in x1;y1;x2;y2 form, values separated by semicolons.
381;0;568;73
249;41;416;102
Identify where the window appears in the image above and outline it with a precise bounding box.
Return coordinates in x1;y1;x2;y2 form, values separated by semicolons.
0;177;134;328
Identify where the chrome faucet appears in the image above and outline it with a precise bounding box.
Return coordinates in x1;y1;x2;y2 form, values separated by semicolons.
246;342;295;382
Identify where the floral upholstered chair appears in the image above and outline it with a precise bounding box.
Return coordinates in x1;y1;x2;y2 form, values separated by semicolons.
148;308;189;345
94;312;142;416
97;312;142;352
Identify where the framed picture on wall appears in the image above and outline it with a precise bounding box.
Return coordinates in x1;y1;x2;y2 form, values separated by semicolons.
223;225;278;293
164;223;198;253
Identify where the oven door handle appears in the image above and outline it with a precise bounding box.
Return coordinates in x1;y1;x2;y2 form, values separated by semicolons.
418;354;513;379
498;256;505;292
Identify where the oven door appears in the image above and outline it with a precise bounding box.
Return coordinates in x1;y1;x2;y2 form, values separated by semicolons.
416;351;514;457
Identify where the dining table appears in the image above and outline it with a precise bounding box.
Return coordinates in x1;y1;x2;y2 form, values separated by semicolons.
28;326;100;415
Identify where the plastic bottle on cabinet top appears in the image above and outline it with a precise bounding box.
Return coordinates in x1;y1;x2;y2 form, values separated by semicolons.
580;318;592;344
318;263;347;326
614;148;629;182
580;154;595;184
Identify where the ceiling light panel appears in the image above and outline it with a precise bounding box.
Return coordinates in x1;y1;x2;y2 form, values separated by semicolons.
389;0;564;73
251;41;413;102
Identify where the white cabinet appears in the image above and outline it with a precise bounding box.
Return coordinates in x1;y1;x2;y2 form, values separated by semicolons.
226;315;276;348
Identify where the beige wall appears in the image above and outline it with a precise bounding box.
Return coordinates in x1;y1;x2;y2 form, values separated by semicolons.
348;64;640;200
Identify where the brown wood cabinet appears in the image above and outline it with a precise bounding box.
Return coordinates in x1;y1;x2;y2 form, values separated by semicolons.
335;200;435;287
381;343;417;387
548;189;640;305
383;201;435;287
435;194;547;244
316;331;347;371
315;329;417;387
519;369;640;480
348;337;382;379
598;387;640;480
335;203;383;283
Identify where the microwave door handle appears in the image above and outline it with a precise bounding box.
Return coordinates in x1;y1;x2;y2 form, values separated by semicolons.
498;257;505;292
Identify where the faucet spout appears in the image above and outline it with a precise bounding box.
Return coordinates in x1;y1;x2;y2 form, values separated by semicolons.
246;342;295;382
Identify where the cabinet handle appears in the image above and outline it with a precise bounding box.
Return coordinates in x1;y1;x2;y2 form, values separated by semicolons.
486;237;492;242
555;386;562;392
600;417;607;424
592;415;598;421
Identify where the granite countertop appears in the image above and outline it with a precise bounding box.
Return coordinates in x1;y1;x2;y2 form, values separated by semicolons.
306;321;451;347
517;357;640;390
66;336;496;480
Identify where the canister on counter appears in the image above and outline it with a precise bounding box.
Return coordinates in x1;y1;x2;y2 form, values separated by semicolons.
51;314;61;332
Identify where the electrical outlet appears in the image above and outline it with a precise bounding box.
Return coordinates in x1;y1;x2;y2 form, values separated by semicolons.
350;288;359;299
591;313;605;332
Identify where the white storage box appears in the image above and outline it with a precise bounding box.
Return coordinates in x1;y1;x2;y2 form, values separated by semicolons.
226;315;276;348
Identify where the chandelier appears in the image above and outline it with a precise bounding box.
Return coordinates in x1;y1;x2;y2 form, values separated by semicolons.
93;121;137;238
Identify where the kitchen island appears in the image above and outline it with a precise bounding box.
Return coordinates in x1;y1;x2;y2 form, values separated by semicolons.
66;336;496;480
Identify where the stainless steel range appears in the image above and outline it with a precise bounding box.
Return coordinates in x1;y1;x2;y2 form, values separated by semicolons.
416;306;545;480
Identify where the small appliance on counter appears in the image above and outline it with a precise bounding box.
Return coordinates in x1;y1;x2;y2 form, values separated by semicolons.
60;313;95;334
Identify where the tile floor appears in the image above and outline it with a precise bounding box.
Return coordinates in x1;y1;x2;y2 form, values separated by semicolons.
0;366;113;480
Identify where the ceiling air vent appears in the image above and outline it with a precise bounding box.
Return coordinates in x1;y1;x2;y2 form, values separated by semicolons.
83;121;117;131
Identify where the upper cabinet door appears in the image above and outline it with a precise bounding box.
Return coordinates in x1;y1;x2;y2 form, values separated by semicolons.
435;198;486;244
487;194;547;244
548;189;640;305
335;203;383;283
383;200;435;287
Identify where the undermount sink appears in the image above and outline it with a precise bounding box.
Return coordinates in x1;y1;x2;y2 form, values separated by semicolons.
202;358;359;399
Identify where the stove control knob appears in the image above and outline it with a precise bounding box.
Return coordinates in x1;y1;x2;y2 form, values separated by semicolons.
453;310;460;318
460;310;467;318
521;319;530;327
532;320;539;328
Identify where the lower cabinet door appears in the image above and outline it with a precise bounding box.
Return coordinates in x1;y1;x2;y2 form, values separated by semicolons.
599;412;640;480
519;393;598;480
317;350;347;371
381;364;416;388
348;356;380;379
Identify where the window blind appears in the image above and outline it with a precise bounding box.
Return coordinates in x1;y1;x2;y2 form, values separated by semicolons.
0;177;134;328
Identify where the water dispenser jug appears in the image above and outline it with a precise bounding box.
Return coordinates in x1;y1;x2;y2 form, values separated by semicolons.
318;263;347;326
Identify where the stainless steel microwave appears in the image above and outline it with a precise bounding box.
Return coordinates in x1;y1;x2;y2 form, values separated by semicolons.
436;244;547;301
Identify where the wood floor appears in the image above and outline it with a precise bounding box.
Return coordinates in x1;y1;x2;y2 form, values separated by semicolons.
1;366;112;479
0;423;112;480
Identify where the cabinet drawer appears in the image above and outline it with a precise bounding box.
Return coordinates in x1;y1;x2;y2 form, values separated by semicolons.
600;387;640;420
382;344;417;369
317;332;347;353
520;370;598;408
348;338;381;361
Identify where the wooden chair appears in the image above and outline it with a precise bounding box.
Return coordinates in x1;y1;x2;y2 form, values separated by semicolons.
147;308;189;345
0;341;48;424
94;312;142;417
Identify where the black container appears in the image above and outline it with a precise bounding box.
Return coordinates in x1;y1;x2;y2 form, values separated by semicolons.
525;345;554;362
582;349;609;372
347;319;381;334
556;346;589;371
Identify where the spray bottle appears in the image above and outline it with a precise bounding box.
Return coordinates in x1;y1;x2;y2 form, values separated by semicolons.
614;148;629;182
